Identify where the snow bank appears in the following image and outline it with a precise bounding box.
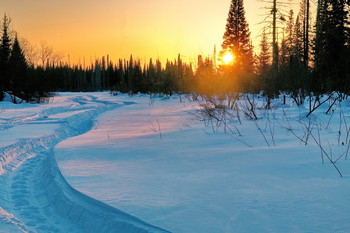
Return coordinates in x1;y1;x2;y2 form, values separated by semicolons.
1;92;25;104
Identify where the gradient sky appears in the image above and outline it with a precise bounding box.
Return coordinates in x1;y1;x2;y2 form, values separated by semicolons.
2;0;298;64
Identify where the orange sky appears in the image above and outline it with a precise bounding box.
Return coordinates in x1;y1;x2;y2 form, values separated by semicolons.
2;0;300;65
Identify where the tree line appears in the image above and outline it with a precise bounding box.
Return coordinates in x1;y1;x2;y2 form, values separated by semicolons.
1;0;350;103
0;14;199;102
218;0;350;100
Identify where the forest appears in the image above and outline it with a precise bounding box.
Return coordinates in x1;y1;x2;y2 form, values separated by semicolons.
1;1;350;231
0;0;349;103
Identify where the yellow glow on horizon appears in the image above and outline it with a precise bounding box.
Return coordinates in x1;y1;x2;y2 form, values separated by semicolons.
1;0;301;65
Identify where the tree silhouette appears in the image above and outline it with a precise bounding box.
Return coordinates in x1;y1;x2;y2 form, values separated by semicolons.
9;34;28;101
221;0;254;72
257;29;271;75
314;0;349;91
0;14;12;97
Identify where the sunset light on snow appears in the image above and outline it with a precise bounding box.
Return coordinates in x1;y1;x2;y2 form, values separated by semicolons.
1;0;350;231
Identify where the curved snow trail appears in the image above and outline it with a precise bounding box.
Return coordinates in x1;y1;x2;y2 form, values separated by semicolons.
0;93;169;233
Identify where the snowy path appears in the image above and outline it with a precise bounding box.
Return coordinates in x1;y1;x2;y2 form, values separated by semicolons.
0;93;169;232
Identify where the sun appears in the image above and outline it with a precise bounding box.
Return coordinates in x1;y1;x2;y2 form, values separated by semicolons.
221;51;235;65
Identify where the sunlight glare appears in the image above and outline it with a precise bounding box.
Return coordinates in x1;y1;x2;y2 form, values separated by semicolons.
222;52;234;65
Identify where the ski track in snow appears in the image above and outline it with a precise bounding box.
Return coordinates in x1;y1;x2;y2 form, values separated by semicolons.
0;94;169;233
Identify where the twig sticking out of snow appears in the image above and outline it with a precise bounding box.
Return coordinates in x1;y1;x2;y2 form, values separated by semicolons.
156;117;162;139
310;131;343;177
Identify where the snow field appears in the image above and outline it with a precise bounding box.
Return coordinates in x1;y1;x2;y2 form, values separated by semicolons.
1;92;350;232
0;93;169;233
56;93;350;233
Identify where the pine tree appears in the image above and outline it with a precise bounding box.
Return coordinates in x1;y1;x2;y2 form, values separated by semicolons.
257;29;271;75
294;15;304;66
221;0;254;71
280;34;288;67
314;0;349;90
295;0;311;67
9;34;28;100
285;10;295;65
0;14;12;96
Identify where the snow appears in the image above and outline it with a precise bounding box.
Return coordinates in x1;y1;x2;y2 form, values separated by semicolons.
1;92;350;232
1;92;25;104
0;93;168;233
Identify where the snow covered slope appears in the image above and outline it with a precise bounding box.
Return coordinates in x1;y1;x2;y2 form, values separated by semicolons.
0;93;169;233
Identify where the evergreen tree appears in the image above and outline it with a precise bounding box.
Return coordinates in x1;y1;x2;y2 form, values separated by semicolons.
280;10;304;69
284;10;295;66
0;14;12;97
9;34;28;100
221;0;254;71
314;0;349;90
294;15;304;66
257;29;271;75
296;0;311;67
280;34;289;68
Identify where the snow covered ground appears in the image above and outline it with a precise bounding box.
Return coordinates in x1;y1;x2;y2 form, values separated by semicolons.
1;92;350;232
0;93;168;233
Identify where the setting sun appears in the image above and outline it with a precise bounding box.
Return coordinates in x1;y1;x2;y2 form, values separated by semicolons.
221;51;235;65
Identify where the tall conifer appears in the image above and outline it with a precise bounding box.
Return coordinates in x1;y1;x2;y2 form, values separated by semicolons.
221;0;254;71
9;35;28;99
314;0;348;90
0;14;12;96
257;29;271;75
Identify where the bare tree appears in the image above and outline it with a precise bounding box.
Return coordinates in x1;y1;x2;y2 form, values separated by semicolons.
51;51;64;67
38;41;64;68
20;37;38;67
38;41;53;68
259;0;290;73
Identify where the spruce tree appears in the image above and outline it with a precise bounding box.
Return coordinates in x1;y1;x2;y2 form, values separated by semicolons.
0;14;12;97
221;0;254;71
284;10;295;65
257;29;271;75
314;0;349;90
9;34;28;100
294;15;304;66
280;34;288;68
